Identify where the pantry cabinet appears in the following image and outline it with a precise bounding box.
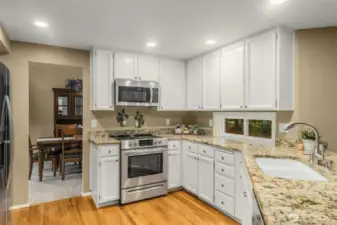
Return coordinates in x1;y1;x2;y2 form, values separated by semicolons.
186;57;203;110
90;49;114;110
220;43;246;110
159;59;186;110
203;50;221;110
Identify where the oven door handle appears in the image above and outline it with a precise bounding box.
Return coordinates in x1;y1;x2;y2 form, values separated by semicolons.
124;150;166;156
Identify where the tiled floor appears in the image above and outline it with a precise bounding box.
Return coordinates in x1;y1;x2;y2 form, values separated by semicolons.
29;161;82;205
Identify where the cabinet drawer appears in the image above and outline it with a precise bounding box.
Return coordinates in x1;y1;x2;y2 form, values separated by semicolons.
98;145;119;157
215;191;235;216
168;141;181;150
183;141;198;154
215;163;234;179
198;144;215;158
215;150;235;166
215;174;235;197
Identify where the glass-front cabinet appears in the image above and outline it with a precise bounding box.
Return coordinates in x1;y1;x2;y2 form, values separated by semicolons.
53;88;83;135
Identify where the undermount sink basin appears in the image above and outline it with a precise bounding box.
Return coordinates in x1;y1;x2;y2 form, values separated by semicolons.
256;158;327;182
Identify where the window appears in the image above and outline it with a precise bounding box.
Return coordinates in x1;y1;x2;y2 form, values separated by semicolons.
248;120;272;139
215;112;276;145
225;119;244;135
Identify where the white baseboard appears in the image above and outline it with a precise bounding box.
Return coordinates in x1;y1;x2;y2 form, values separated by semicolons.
81;191;91;197
10;203;29;210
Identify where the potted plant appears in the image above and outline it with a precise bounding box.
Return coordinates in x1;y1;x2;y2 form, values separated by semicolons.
301;129;316;154
134;111;145;128
190;125;199;135
116;108;129;127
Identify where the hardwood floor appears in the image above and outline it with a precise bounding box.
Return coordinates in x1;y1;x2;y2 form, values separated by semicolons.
12;191;239;225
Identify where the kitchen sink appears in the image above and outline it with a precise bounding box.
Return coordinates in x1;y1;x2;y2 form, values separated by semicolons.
256;158;327;181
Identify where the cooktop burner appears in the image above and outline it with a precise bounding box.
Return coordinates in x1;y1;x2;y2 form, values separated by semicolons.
110;133;168;150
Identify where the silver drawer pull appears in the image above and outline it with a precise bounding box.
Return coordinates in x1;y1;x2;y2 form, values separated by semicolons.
221;169;224;172
221;201;224;205
221;157;224;160
108;150;111;154
189;146;191;149
116;159;119;162
203;150;206;153
221;184;224;187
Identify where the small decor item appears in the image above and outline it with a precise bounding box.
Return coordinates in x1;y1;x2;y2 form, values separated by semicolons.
182;125;190;134
175;124;182;134
301;129;316;155
190;125;199;135
295;140;304;152
65;79;83;91
134;111;145;128
116;108;129;127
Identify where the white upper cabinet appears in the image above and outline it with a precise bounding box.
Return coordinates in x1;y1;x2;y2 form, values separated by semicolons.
187;57;203;110
90;49;114;110
114;52;137;80
246;31;277;110
203;50;221;110
159;59;186;110
221;43;245;110
137;55;159;81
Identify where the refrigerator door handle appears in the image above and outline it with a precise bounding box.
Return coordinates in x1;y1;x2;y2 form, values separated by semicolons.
0;96;5;145
1;96;13;191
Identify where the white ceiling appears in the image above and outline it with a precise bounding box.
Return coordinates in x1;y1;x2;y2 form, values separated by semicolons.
0;0;337;59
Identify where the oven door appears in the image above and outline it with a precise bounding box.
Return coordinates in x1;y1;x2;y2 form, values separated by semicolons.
115;79;159;107
121;147;167;189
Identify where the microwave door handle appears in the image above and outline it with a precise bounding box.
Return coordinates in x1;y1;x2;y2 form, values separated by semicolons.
150;86;153;106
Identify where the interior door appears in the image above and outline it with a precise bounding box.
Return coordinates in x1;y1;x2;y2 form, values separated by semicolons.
246;31;277;109
221;43;245;109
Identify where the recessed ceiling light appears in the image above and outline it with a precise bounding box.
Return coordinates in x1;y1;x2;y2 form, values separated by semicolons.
206;40;216;45
270;0;289;5
146;42;157;47
34;21;49;28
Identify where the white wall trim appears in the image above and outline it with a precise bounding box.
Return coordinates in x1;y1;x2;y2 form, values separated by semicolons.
10;203;30;210
82;191;91;197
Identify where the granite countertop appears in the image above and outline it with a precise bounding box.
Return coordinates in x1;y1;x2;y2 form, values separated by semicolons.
89;132;337;224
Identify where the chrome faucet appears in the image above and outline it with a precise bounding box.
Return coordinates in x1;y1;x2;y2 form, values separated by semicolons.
284;121;324;165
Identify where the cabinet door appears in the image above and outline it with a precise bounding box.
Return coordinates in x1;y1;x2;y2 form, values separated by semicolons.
114;52;137;80
92;49;114;110
221;43;245;109
137;55;159;81
198;155;214;204
183;152;198;194
186;57;203;110
98;156;120;203
168;150;181;189
246;31;277;109
240;168;253;225
159;59;186;110
203;50;221;110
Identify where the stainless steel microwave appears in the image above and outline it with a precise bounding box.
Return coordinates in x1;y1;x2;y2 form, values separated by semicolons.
115;79;160;107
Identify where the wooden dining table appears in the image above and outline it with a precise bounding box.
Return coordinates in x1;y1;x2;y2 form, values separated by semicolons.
36;136;82;182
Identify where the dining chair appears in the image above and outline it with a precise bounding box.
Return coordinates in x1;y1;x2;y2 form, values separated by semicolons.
29;136;60;180
59;128;82;180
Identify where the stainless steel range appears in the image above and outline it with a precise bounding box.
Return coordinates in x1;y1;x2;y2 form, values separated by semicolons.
111;133;168;204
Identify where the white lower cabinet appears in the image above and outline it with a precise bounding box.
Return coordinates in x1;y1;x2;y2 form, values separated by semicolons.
90;143;120;208
198;154;214;204
168;150;181;189
183;151;198;194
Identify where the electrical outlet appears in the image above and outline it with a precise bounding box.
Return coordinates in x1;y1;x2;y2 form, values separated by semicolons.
166;118;170;126
91;119;97;128
209;119;213;127
279;123;288;133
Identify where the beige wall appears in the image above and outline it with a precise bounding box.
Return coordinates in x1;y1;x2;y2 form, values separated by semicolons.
281;27;337;151
29;62;82;143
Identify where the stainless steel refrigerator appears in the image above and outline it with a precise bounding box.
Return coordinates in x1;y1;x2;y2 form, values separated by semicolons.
0;62;13;225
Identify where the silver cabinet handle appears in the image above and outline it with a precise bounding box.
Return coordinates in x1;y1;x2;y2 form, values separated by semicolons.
203;150;206;153
221;157;224;160
221;169;224;172
221;201;224;205
108;150;111;154
221;184;224;187
243;192;247;197
116;159;119;162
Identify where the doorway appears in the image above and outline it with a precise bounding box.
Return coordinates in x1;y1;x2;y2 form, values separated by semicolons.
28;62;83;204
